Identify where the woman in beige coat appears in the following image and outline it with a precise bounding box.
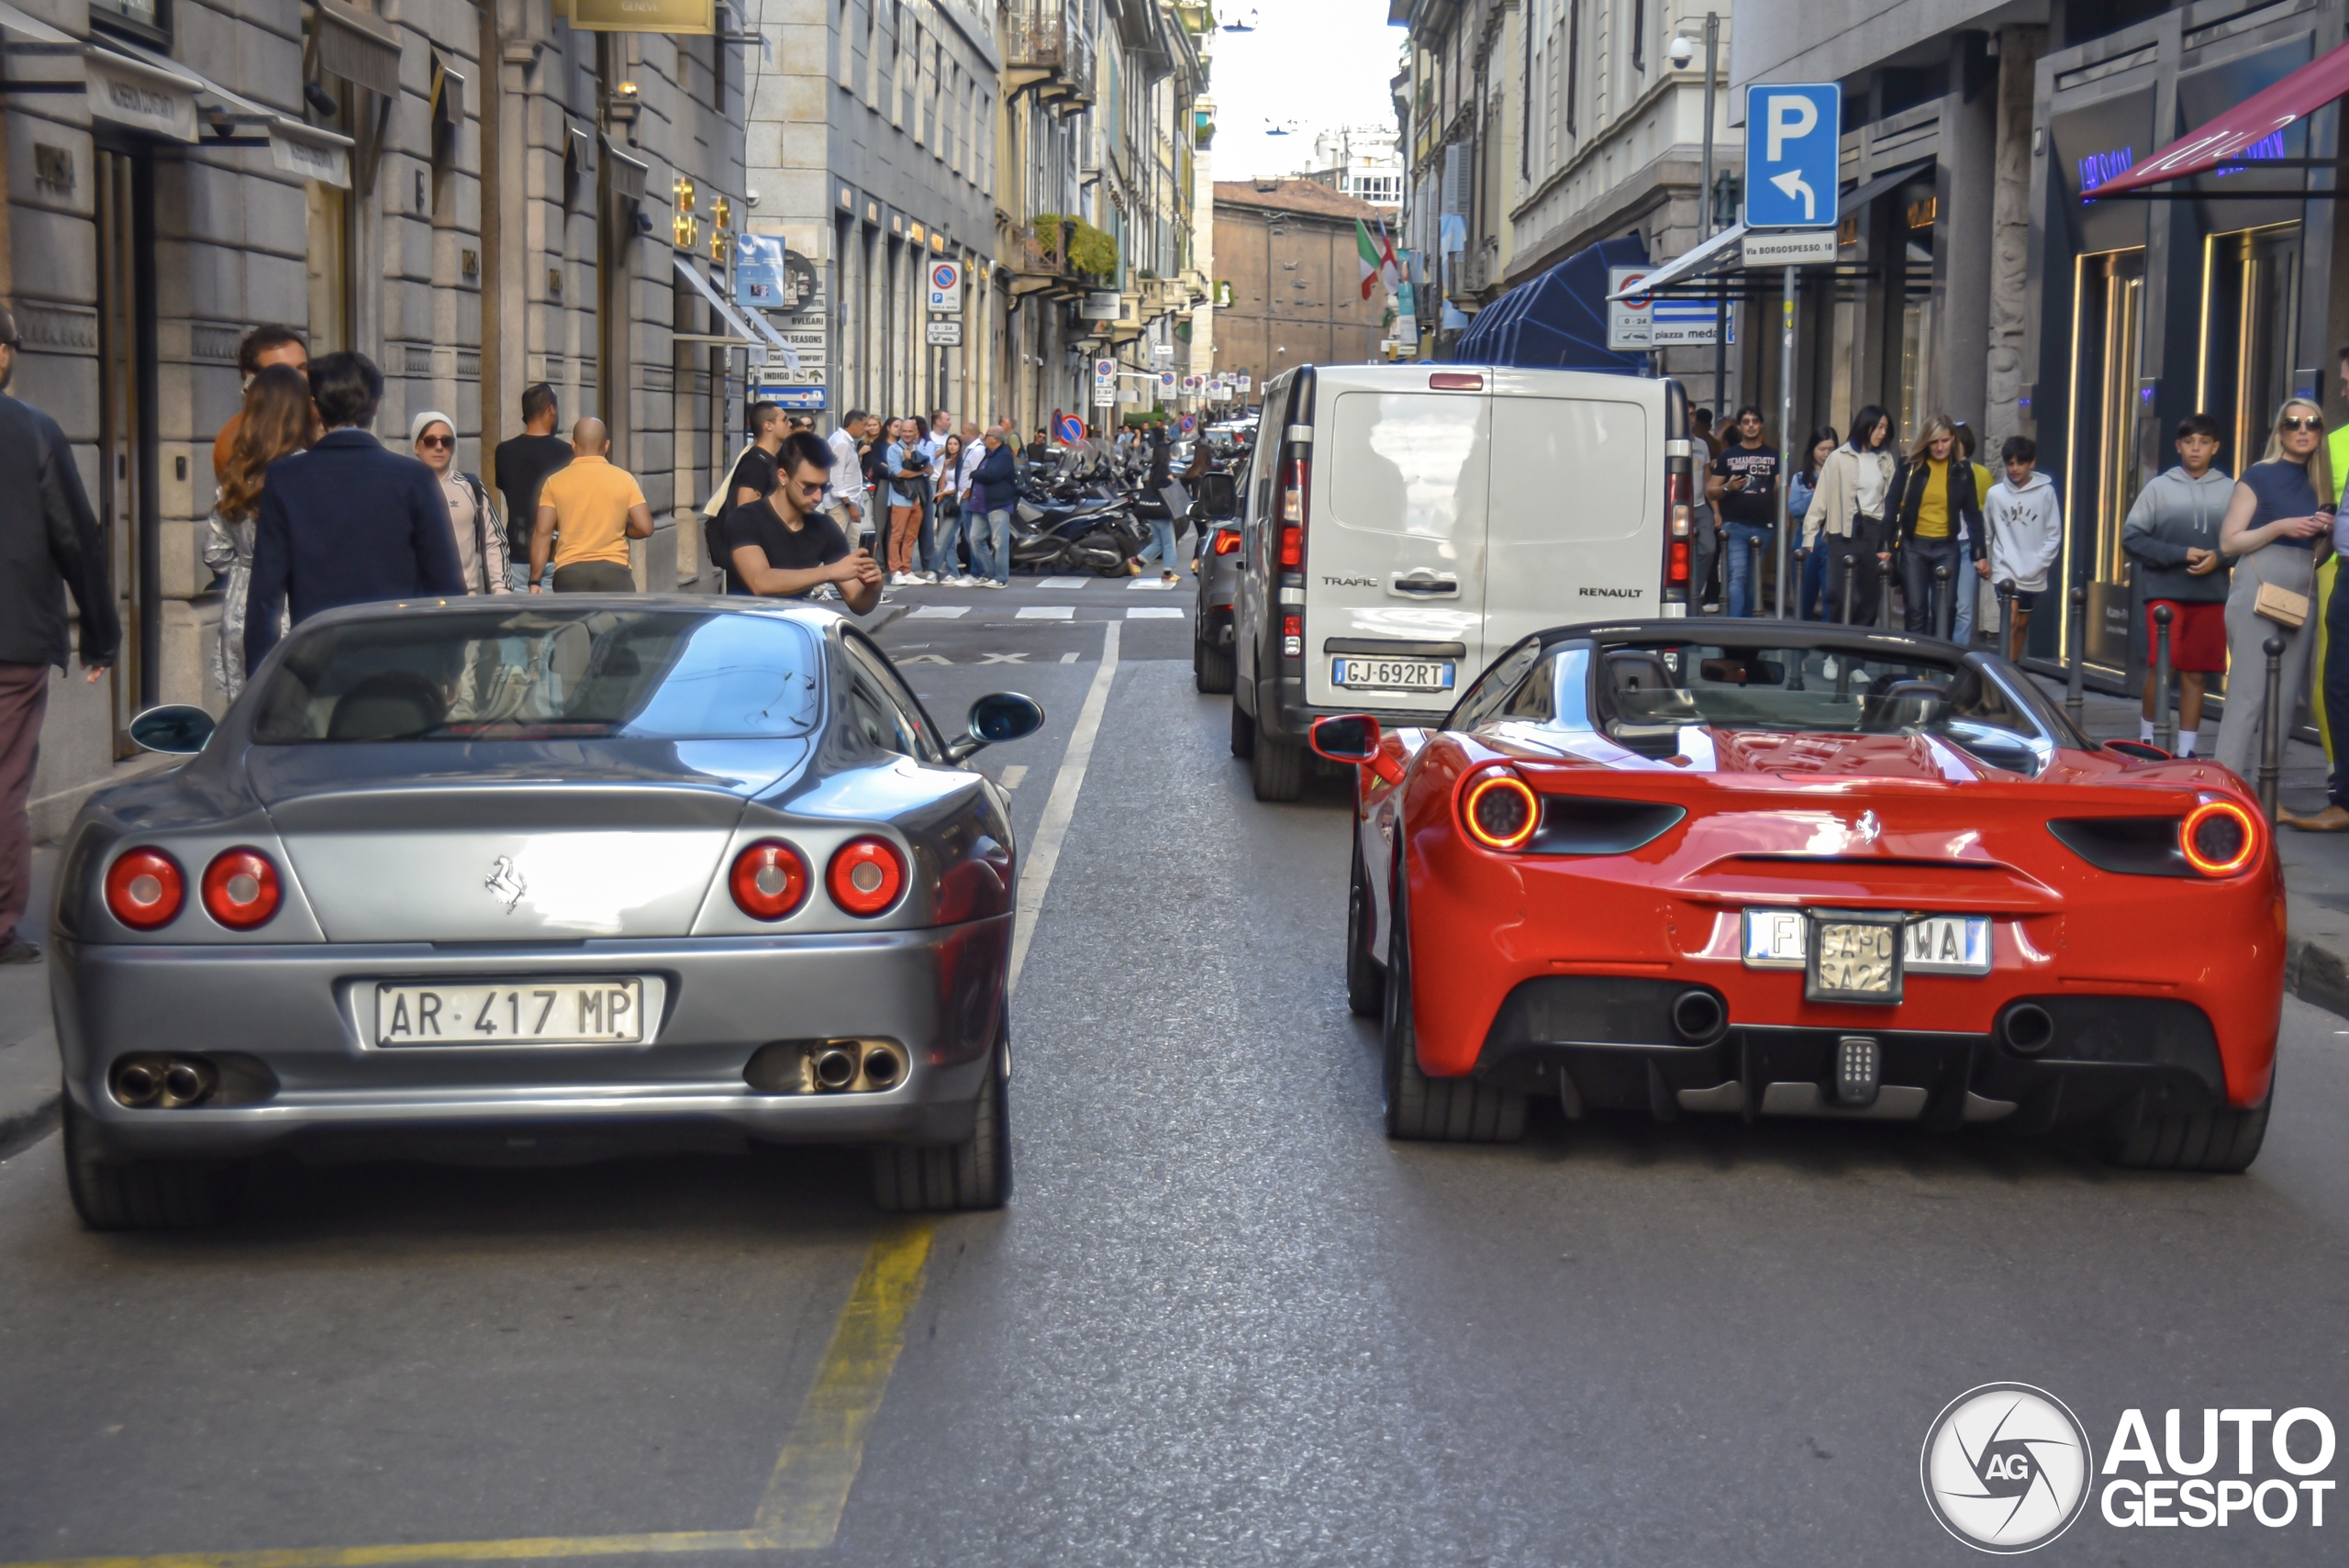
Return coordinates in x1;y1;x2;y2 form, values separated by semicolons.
1800;405;1898;624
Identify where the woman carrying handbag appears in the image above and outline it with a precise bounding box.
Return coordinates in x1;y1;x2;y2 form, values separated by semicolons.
2213;398;2336;777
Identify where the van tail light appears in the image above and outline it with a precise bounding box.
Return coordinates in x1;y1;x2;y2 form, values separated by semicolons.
1277;456;1309;569
1281;612;1303;660
200;848;282;930
106;848;185;930
1459;767;1541;851
828;837;907;917
1665;470;1692;593
2180;800;2258;877
730;838;811;920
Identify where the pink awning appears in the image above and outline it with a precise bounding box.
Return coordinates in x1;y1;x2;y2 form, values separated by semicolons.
2093;36;2349;195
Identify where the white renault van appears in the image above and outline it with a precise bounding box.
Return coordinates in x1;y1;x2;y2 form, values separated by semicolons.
1225;363;1694;799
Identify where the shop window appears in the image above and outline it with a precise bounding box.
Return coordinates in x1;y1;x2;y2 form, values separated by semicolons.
89;0;169;46
2199;224;2301;482
2065;248;2147;671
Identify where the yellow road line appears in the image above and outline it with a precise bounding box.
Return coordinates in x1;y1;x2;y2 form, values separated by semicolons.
1;1226;936;1568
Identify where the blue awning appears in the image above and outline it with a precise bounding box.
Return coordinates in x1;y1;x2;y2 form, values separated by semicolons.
1451;235;1650;373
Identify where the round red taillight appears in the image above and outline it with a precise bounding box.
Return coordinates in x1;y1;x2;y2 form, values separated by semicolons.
1461;769;1540;851
730;838;811;920
827;837;907;917
2180;799;2258;877
105;848;185;930
201;847;282;929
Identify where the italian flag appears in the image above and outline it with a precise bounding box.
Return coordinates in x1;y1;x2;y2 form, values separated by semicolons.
1356;218;1401;301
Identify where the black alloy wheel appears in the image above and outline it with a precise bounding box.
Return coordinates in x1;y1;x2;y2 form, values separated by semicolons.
870;1035;1012;1211
1382;866;1524;1143
2101;1070;2271;1173
62;1101;247;1230
1230;700;1254;759
1346;841;1386;1018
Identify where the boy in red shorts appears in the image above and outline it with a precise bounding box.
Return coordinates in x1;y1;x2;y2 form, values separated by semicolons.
2121;414;2232;757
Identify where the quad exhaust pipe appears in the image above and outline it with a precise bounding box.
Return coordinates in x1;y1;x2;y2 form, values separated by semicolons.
1670;988;1728;1044
2000;1003;2054;1056
744;1040;912;1095
109;1053;218;1108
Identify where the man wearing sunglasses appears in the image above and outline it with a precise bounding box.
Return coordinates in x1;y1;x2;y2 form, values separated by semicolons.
725;430;884;612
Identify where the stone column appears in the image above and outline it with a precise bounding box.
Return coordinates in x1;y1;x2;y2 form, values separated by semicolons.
1986;26;2045;446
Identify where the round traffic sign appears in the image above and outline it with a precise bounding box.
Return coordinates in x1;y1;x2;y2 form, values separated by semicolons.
1054;414;1084;444
1178;415;1197;435
930;261;958;291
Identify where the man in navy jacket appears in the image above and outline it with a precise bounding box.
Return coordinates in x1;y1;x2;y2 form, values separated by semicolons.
244;351;464;676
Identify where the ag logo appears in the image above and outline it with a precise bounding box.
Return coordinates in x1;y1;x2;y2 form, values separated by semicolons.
1920;1384;2094;1552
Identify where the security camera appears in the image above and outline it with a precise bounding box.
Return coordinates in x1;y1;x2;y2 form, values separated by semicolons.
1667;35;1696;69
745;190;760;206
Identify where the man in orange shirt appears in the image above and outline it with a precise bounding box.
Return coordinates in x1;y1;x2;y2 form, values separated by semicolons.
209;326;307;483
529;418;653;592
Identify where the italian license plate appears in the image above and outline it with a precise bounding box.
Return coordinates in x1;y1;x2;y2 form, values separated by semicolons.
1332;657;1455;693
1742;910;1991;975
376;980;648;1046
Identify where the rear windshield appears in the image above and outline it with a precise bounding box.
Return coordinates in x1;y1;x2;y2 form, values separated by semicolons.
252;607;823;743
1600;642;2056;772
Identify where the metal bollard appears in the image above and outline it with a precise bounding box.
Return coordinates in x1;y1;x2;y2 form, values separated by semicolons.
1750;533;1767;619
1933;562;1953;641
1877;553;1895;629
2260;634;2287;822
2152;604;2176;756
2065;582;2088;730
1840;552;1857;625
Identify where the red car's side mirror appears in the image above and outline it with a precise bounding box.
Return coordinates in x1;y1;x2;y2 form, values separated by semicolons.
1311;716;1405;784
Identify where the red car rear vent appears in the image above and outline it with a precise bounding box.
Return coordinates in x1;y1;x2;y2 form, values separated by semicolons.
106;848;185;930
1462;770;1540;851
829;837;907;917
730;839;812;920
2181;800;2258;877
200;848;283;929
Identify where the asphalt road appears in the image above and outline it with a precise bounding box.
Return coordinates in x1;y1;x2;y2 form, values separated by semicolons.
2;572;2345;1567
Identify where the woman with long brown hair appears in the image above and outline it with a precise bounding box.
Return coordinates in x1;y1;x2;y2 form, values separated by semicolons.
202;365;314;700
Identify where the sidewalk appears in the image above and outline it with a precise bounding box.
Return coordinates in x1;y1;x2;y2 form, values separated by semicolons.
2051;679;2349;1019
0;843;59;1159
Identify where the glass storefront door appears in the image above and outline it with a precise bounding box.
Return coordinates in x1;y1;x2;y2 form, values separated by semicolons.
95;146;155;757
2199;222;2301;480
2065;249;2149;672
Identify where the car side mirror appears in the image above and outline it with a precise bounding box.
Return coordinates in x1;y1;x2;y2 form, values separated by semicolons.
1312;716;1405;784
1196;471;1238;518
950;692;1046;761
128;704;217;755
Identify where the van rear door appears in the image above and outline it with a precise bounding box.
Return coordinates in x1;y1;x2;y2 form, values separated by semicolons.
1481;373;1660;649
1302;378;1491;716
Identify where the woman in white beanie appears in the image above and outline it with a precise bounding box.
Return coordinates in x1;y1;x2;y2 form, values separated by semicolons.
410;410;510;594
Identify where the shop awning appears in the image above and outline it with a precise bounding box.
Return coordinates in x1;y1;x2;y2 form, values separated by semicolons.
1606;223;1742;300
2092;36;2349;195
99;33;355;185
1455;235;1648;373
1838;158;1935;217
671;255;801;373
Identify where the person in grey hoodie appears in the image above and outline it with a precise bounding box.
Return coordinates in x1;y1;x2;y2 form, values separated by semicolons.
2121;414;2232;756
1982;436;2065;659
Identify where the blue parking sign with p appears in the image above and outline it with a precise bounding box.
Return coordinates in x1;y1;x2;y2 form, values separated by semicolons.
1744;83;1840;229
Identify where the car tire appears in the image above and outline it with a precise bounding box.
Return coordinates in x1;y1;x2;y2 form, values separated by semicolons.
869;1044;1011;1212
1230;699;1254;759
1345;841;1386;1018
1250;730;1304;801
62;1101;245;1230
1195;636;1235;694
1382;871;1524;1143
2101;1076;2271;1173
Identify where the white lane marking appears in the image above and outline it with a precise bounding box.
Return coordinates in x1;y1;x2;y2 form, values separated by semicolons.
977;652;1030;664
1008;619;1120;995
1126;606;1183;618
999;764;1030;790
1015;606;1075;619
899;653;951;664
1038;575;1091;589
1127;577;1175;591
909;605;969;619
1060;651;1079;663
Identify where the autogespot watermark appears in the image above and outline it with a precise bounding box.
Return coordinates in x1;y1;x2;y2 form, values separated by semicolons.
1921;1385;2338;1552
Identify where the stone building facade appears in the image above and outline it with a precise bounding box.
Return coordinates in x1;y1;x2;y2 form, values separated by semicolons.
1210;177;1385;390
5;0;748;839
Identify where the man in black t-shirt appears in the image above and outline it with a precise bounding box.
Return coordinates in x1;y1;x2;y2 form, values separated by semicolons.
1705;406;1781;618
492;383;572;589
707;402;786;593
725;430;885;613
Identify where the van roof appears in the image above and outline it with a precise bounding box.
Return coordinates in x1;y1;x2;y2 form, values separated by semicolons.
1297;363;1665;399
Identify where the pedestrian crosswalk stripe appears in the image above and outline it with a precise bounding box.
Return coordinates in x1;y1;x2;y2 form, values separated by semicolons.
1126;577;1174;591
908;606;968;618
1014;606;1074;619
1126;607;1183;618
1037;575;1091;588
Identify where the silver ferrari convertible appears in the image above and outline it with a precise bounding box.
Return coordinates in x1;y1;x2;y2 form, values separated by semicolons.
50;597;1043;1228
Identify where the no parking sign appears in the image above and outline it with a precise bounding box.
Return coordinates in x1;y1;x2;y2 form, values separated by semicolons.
926;261;961;312
1054;414;1084;444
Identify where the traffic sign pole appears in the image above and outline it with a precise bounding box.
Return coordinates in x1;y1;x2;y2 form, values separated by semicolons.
1776;264;1796;619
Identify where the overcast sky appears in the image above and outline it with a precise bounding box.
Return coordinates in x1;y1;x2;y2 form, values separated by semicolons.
1207;1;1402;183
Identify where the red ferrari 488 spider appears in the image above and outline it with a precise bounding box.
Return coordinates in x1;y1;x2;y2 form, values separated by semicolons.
1311;622;2280;1172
